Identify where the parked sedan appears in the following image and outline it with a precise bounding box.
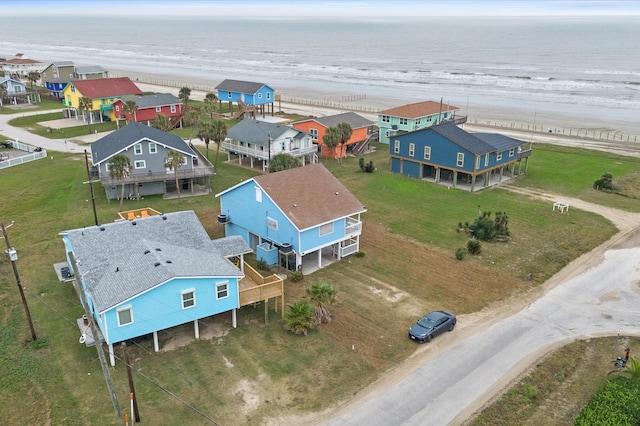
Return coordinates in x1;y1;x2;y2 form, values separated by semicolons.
408;310;456;343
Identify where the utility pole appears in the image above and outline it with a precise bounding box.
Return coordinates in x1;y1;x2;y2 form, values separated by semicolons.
122;342;140;422
1;222;37;341
68;251;122;419
84;149;99;226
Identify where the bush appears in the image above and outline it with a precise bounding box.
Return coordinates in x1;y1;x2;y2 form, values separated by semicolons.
464;211;510;242
455;248;467;260
593;172;613;191
467;239;482;255
358;157;375;173
256;259;268;270
290;271;304;282
355;251;365;258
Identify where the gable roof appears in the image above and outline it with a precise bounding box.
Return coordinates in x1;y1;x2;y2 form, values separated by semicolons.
75;65;108;74
61;210;250;313
297;112;374;129
44;61;75;69
0;77;26;87
227;119;304;147
68;77;142;99
116;93;181;109
474;133;527;151
215;79;271;94
428;124;495;155
91;122;195;164
253;163;367;230
379;101;460;119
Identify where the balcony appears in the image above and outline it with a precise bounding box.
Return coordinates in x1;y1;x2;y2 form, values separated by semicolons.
239;263;284;318
345;217;362;237
222;140;318;160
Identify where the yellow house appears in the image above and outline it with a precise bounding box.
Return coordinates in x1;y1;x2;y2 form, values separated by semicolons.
62;77;142;123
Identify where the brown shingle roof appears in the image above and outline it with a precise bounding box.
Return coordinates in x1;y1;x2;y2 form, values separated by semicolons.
70;77;142;99
253;164;366;230
379;100;460;118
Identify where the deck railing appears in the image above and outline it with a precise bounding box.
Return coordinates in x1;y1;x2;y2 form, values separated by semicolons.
222;140;318;160
239;264;284;314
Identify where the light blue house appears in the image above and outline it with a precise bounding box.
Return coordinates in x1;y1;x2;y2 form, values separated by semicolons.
60;210;253;365
215;79;275;117
390;123;531;191
0;77;38;105
216;163;367;272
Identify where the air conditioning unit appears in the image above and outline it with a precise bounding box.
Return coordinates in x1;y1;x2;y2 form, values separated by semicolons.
392;125;398;130
217;214;230;224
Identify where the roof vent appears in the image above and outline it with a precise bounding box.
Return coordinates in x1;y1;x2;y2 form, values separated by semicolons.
144;250;150;255
155;248;162;252
154;262;161;267
100;227;105;231
166;260;172;264
132;221;137;226
162;215;167;220
335;192;339;195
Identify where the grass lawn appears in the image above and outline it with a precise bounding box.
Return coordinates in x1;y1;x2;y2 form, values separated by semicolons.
0;139;638;424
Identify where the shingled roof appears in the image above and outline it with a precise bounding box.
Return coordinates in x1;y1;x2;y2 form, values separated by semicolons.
91;122;195;164
429;124;495;155
300;112;374;129
379;101;460;119
69;77;142;99
118;93;181;109
253;163;367;230
61;211;250;313
215;79;270;94
227;119;304;147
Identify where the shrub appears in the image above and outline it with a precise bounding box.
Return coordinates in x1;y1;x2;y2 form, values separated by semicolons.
355;251;365;258
358;157;375;173
593;172;613;191
465;211;510;242
256;259;268;270
455;248;467;260
290;271;304;282
467;239;482;255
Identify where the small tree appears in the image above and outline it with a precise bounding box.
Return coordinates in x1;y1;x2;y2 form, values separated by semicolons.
152;113;172;132
359;157;375;173
204;92;218;118
78;96;94;133
108;154;132;212
467;239;482;255
179;86;191;107
268;153;301;173
335;122;353;165
123;100;138;123
466;211;510;242
165;150;185;201
284;300;315;336
305;281;337;325
27;71;40;88
455;248;467;260
593;172;613;191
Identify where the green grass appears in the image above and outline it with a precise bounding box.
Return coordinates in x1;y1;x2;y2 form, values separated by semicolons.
0;136;639;424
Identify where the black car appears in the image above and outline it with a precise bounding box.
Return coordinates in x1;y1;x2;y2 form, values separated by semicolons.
408;310;456;343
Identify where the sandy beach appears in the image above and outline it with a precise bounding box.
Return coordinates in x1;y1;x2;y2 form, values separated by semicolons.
108;69;640;141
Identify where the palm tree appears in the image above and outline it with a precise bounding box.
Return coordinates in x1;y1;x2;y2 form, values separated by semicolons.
108;154;132;212
305;281;337;325
284;300;315;336
323;126;340;161
27;71;40;88
165;150;185;201
196;120;215;160
335;122;353;165
268;153;301;173
152;113;172;131
123;100;138;123
183;109;200;141
78;96;94;134
210;119;228;172
204;92;218;118
179;86;191;108
609;356;640;380
0;84;6;106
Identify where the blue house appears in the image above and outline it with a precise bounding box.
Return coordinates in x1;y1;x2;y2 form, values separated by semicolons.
60;210;254;365
390;123;531;191
215;79;275;118
216;163;367;273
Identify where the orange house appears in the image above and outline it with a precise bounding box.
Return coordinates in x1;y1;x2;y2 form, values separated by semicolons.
292;112;374;159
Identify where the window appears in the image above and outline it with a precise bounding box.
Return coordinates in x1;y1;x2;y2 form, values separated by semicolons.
216;282;229;299
484;153;489;167
71;86;76;93
385;130;392;138
309;128;318;139
181;290;195;309
475;156;480;170
393;140;400;154
170;104;176;113
149;143;157;154
408;143;415;157
117;306;133;326
457;153;465;167
115;105;120;112
319;222;334;236
509;148;515;157
134;160;146;169
426;116;433;122
266;217;278;231
134;143;142;155
399;118;408;125
255;187;262;202
266;92;271;100
258;93;263;99
155;106;161;112
415;119;421;126
227;91;232;98
381;115;390;123
497;152;503;161
424;146;431;160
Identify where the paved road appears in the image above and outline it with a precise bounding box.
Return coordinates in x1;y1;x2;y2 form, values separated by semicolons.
329;208;640;425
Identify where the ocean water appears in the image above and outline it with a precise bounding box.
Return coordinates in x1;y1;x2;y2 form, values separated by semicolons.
1;15;638;122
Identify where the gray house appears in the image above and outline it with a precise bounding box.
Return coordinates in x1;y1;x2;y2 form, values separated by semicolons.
91;122;214;199
222;119;317;171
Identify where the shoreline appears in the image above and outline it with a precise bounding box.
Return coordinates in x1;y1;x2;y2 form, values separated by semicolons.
108;68;640;139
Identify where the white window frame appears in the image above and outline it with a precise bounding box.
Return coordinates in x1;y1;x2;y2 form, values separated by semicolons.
115;105;120;112
266;217;278;231
399;118;408;125
134;160;146;169
381;115;390;123
134;143;142;155
484;153;489;167
394;140;400;154
497;152;503;161
457;153;465;167
415;118;421;126
170;104;176;113
309;128;318;139
255;187;262;203
319;222;334;237
155;106;161;112
408;143;415;157
424;146;431;160
509;148;515;157
117;306;133;326
149;143;157;154
216;281;229;300
266;92;271;100
258;93;263;99
181;289;196;309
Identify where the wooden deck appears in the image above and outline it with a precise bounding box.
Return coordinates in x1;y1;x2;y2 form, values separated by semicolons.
239;263;284;318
